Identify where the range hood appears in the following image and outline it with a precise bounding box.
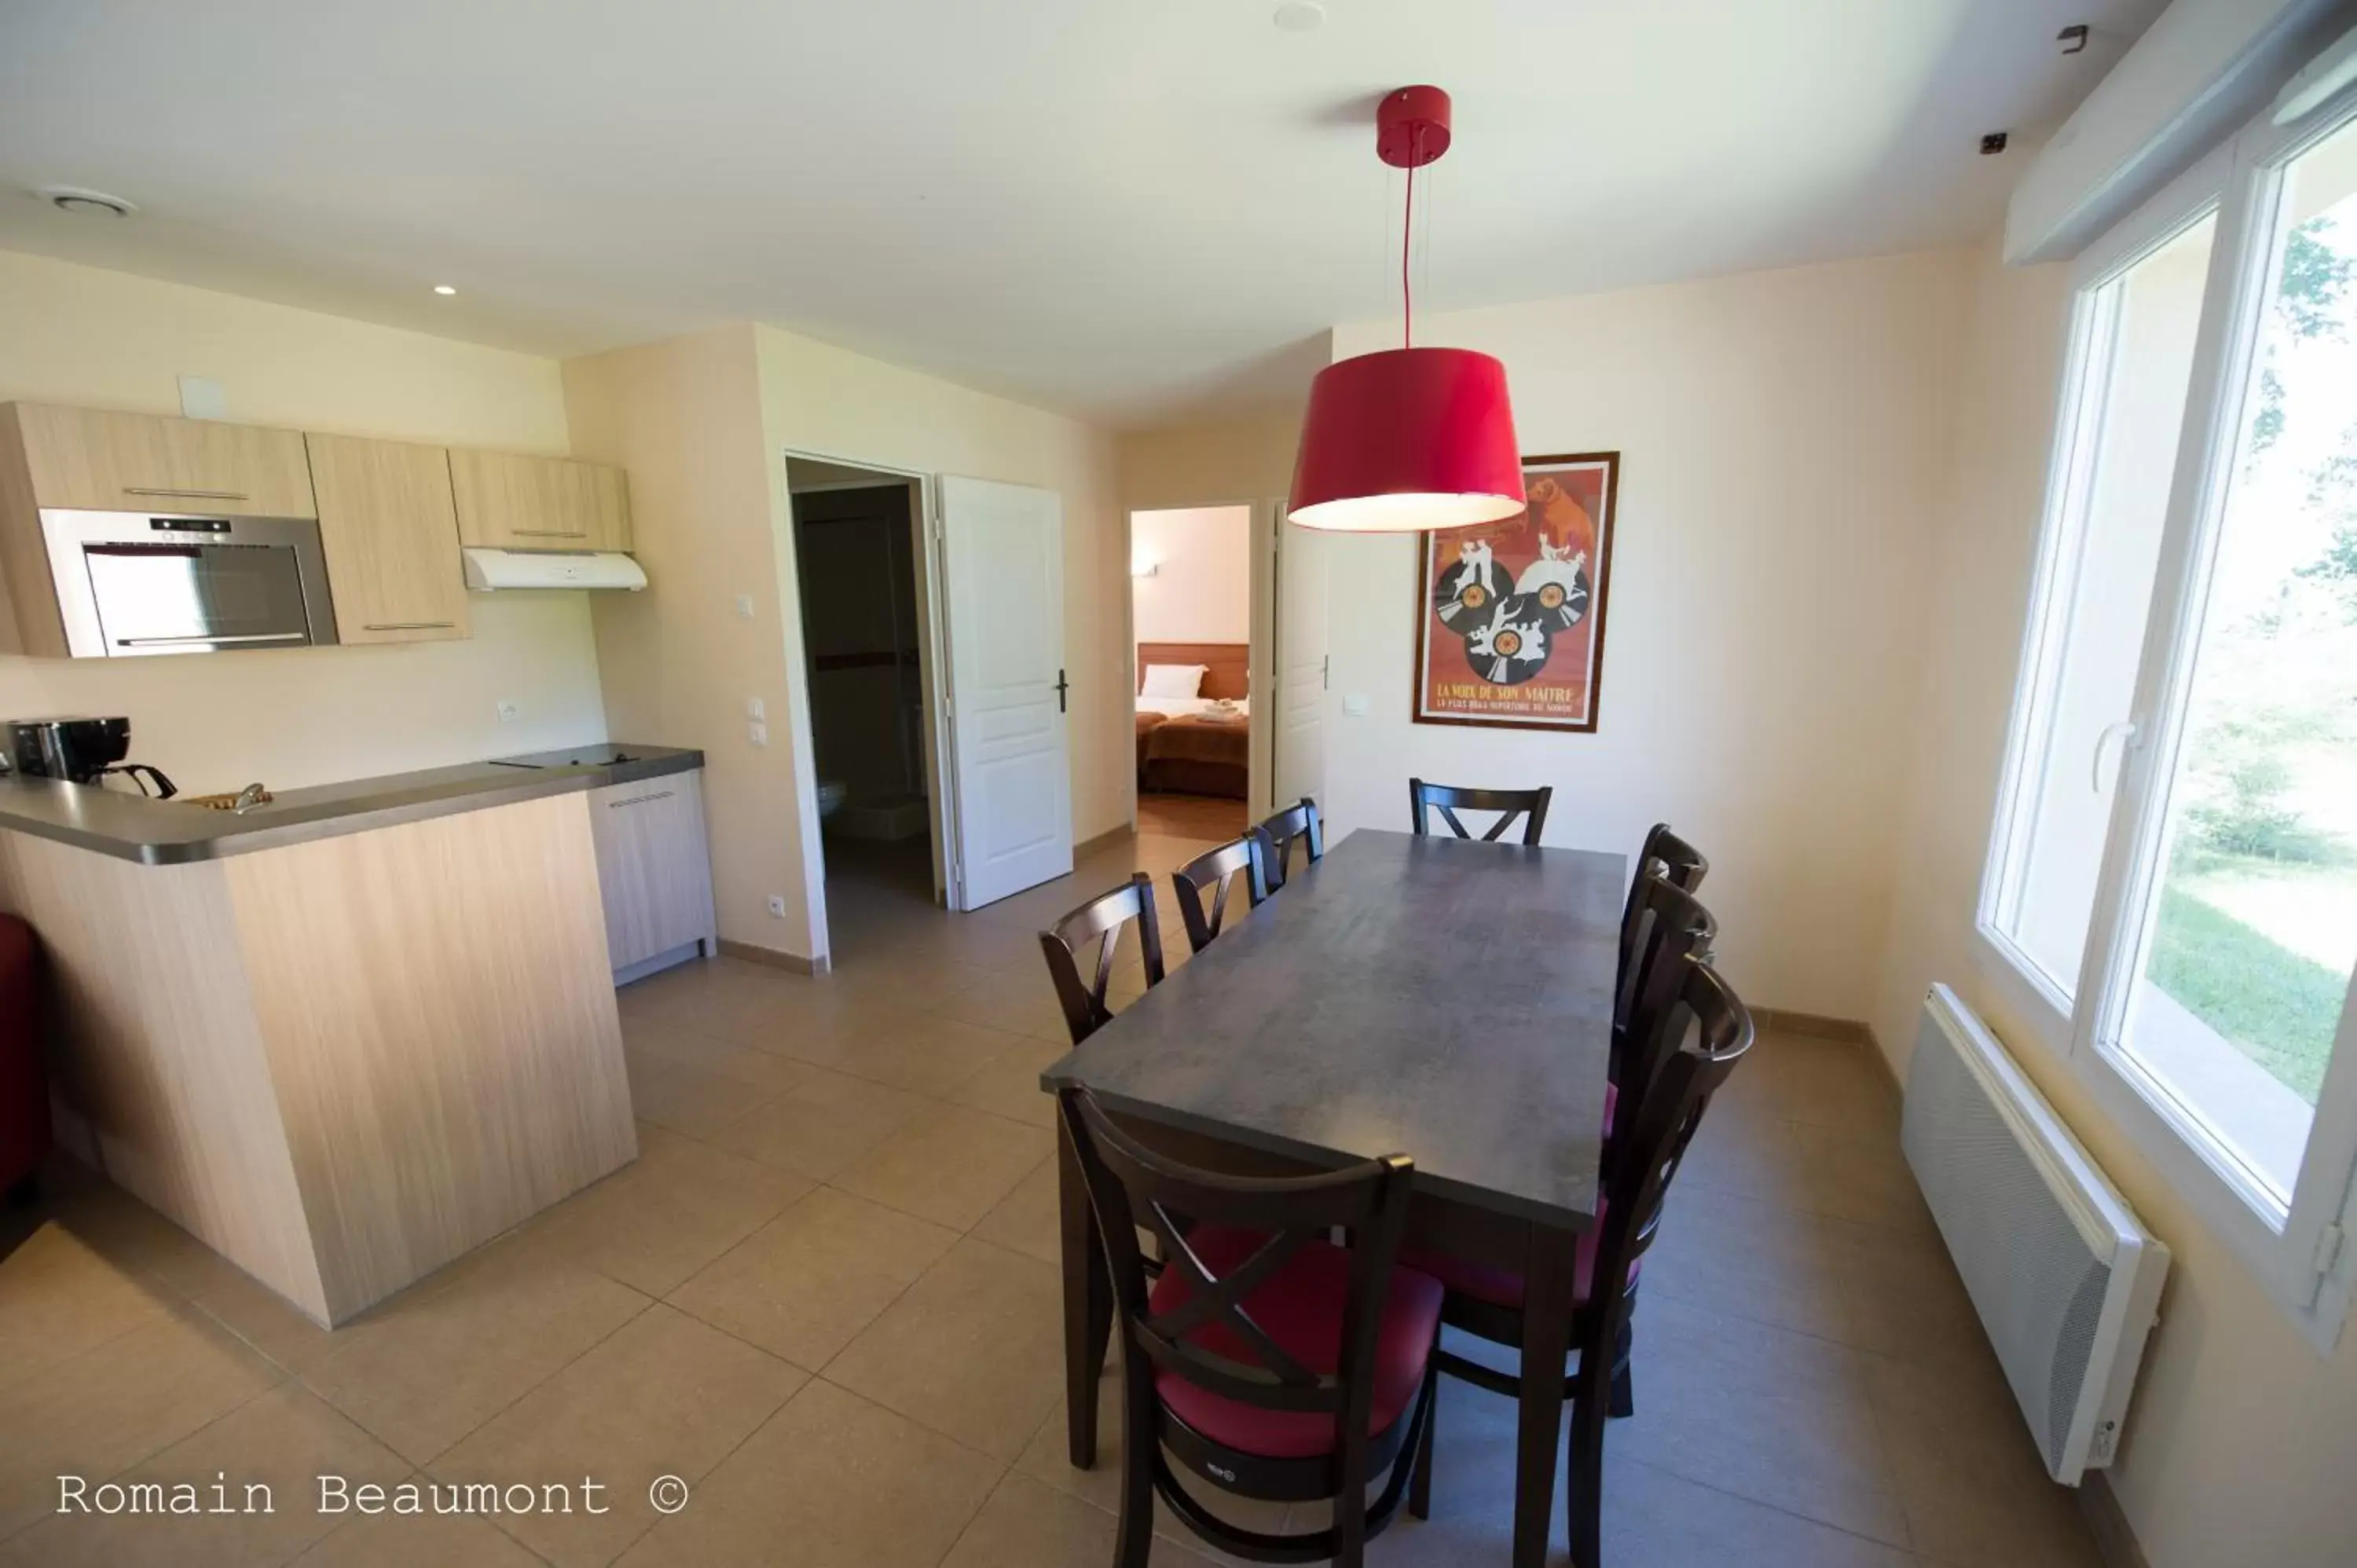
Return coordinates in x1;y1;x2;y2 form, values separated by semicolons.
461;548;647;592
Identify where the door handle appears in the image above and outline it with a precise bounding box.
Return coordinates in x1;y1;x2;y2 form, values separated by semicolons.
122;486;248;502
1055;669;1069;713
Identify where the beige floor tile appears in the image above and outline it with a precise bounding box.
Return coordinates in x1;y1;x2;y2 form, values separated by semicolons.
827;1236;1064;1458
614;1379;1002;1568
0;1222;172;1396
1864;1350;2102;1568
1644;1187;1856;1345
1607;1294;1912;1548
0;1305;283;1537
622;1050;786;1140
517;1127;812;1297
830;1013;1032;1098
667;1186;957;1370
1822;1218;1993;1373
944;1036;1069;1129
620;1015;816;1092
929;969;1069;1037
942;1471;1222;1567
1787;1123;1940;1236
5;1382;406;1568
433;1304;805;1568
302;1247;647;1466
704;1066;932;1181
970;1156;1060;1266
834;1103;1055;1231
291;1502;547;1567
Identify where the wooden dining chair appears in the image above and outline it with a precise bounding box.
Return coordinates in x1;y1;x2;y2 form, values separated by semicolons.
1616;824;1706;993
1407;779;1552;845
1058;1086;1443;1568
1039;873;1166;1046
1611;872;1717;1089
1406;956;1754;1568
1257;797;1325;892
1171;830;1273;954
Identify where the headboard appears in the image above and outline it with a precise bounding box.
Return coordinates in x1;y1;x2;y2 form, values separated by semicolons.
1138;641;1249;700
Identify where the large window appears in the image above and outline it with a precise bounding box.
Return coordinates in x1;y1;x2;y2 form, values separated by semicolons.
1984;82;2357;1347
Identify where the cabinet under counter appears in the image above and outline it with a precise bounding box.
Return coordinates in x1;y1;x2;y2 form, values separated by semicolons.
0;743;712;1324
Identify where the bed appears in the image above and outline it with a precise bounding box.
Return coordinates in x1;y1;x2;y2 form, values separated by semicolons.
1136;641;1251;800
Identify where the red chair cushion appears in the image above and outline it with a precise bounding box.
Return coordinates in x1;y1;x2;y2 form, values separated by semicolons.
1149;1222;1443;1460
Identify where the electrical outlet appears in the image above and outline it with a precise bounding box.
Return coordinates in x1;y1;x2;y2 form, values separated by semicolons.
746;696;765;722
735;594;755;620
767;895;787;918
748;721;768;747
496;700;520;723
1342;692;1370;717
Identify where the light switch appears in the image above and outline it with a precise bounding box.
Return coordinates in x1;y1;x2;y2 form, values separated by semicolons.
748;721;769;747
734;594;755;620
1342;693;1371;717
746;697;765;722
497;700;520;723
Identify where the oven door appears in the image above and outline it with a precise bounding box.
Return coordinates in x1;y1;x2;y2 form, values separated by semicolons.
43;511;339;657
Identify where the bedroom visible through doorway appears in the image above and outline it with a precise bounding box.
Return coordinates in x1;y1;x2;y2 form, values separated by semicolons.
1131;504;1252;843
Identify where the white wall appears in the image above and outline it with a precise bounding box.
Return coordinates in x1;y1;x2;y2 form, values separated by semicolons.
1324;248;1972;1019
1875;236;2357;1568
0;249;606;792
568;322;1124;963
1131;505;1249;645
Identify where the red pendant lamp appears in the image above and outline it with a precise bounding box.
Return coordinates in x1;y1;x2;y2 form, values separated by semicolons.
1288;86;1523;533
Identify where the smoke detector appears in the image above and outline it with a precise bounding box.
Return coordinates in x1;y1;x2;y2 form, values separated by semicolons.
35;185;136;218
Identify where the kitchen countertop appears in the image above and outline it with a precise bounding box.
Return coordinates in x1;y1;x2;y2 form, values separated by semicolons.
0;742;703;866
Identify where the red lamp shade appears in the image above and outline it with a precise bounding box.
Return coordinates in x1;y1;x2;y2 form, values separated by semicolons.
1287;347;1524;532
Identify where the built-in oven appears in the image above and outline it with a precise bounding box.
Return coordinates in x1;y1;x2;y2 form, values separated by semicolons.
40;509;339;657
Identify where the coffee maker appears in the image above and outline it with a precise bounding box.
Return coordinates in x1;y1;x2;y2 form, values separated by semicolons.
5;717;178;798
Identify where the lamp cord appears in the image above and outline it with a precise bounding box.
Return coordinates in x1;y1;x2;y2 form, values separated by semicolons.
1401;126;1417;349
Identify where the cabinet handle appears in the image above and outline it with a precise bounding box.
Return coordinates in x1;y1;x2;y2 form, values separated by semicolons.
513;529;588;538
607;790;675;808
362;621;456;632
116;632;307;647
123;486;249;502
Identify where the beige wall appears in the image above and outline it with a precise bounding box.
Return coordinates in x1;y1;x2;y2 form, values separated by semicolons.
1873;238;2357;1568
1131;505;1251;645
1117;411;1301;514
1322;248;1971;1020
567;323;1124;962
0;250;606;792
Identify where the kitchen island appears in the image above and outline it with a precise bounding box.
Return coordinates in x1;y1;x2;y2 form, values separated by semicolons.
0;743;704;1324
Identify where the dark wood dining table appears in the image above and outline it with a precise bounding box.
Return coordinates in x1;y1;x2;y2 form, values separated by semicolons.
1039;827;1622;1568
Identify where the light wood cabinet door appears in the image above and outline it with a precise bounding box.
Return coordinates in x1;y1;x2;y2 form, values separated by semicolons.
449;448;632;551
12;403;317;517
304;434;471;645
588;771;717;971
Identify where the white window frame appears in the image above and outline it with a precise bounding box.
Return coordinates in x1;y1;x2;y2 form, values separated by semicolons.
1977;75;2357;1357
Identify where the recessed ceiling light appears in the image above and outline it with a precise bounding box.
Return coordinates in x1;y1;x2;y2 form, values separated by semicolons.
1273;2;1324;32
432;284;458;295
34;185;134;218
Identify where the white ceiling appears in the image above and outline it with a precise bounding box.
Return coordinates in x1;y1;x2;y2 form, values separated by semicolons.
0;1;2161;429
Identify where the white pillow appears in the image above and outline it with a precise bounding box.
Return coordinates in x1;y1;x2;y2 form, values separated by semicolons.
1140;663;1207;698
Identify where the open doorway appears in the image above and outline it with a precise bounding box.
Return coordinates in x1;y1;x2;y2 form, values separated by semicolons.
1130;505;1253;844
786;457;946;947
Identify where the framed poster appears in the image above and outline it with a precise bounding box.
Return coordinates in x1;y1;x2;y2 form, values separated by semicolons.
1413;451;1618;732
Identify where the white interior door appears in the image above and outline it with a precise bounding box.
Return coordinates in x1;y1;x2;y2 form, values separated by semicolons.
1271;511;1329;810
940;475;1072;909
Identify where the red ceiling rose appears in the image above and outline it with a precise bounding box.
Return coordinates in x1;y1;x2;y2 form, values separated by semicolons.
1288;86;1523;533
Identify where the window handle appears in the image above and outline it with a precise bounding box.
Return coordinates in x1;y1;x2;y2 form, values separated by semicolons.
2092;720;2138;793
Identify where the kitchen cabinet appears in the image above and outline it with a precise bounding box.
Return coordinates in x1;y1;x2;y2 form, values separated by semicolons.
3;403;317;518
303;433;471;645
449;448;632;553
588;768;717;973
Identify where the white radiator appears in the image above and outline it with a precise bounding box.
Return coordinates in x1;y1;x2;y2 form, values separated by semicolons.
1901;984;2169;1484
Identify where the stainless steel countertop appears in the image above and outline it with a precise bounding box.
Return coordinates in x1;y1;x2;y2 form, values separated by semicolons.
0;742;704;866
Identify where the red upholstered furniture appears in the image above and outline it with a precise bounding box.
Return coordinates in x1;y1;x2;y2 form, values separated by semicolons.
1058;1086;1442;1567
0;915;50;1200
